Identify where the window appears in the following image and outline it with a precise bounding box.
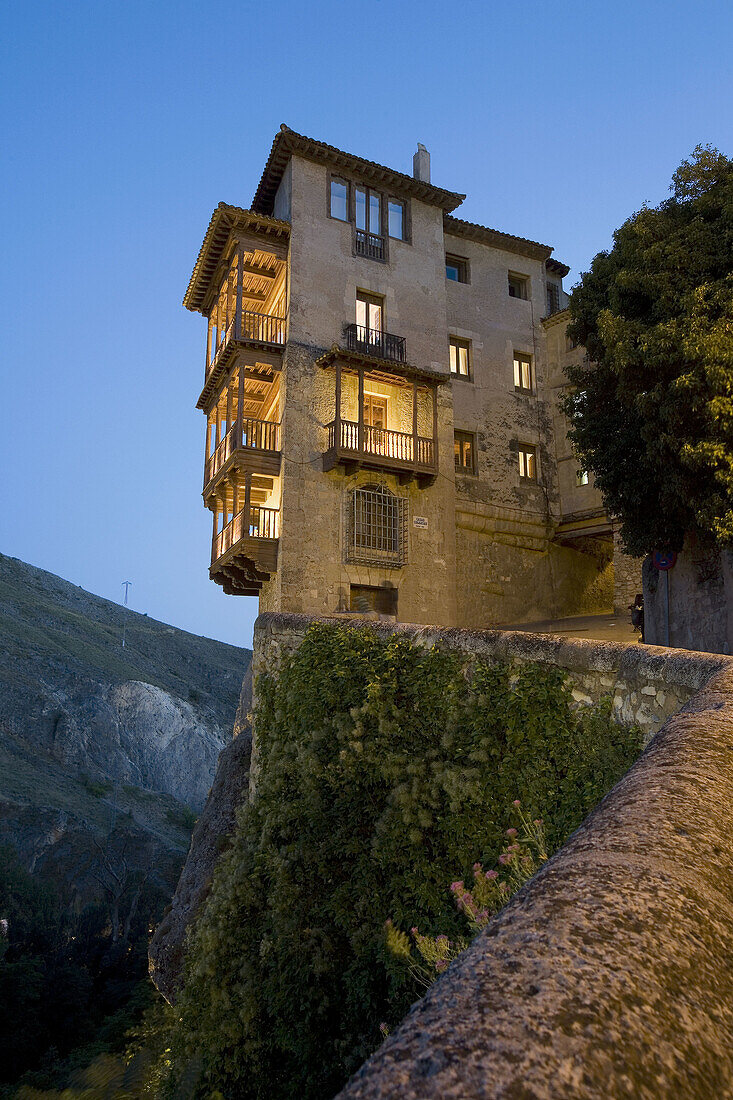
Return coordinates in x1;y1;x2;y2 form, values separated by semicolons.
330;177;349;221
356;291;384;336
546;282;561;315
364;394;388;429
350;584;398;616
454;431;476;475
508;273;529;300
388;200;405;240
449;337;471;378
346;484;407;567
513;353;533;393
566;331;579;351
446;254;469;283
518;445;538;482
576;469;590;486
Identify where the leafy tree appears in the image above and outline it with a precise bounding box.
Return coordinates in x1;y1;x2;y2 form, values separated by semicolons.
565;145;733;556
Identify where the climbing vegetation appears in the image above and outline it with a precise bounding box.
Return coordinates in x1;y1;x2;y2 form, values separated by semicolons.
166;624;640;1099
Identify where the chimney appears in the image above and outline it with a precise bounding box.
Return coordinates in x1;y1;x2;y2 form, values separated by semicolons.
413;143;431;183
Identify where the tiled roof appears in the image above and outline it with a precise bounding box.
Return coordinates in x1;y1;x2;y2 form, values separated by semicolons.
443;214;556;262
183;203;290;313
251;125;466;216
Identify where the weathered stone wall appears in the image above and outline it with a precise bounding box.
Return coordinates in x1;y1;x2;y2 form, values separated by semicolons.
336;654;733;1100
254;613;723;740
613;526;643;616
644;531;733;654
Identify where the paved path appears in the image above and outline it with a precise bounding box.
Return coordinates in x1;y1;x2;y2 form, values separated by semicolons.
498;612;642;645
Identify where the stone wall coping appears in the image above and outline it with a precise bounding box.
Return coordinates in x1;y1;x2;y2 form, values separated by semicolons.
254;612;732;693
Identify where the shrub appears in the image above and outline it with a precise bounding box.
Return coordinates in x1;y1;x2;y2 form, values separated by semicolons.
172;624;641;1099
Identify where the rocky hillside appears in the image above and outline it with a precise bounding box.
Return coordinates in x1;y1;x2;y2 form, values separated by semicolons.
0;552;252;906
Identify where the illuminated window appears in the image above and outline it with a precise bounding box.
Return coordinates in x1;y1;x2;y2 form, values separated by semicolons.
576;469;590;486
388;200;405;240
454;431;476;475
508;273;529;300
513;353;533;393
330;177;348;221
446;254;469;283
449;337;471;378
518;445;538;482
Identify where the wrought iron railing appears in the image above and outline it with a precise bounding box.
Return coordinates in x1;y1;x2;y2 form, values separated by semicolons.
344;324;406;363
204;419;281;486
212;505;280;562
326;419;435;468
354;229;385;261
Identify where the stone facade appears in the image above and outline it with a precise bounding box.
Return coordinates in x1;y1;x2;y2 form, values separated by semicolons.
187;128;641;627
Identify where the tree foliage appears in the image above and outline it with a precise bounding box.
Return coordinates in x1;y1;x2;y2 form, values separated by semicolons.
565;144;733;555
172;624;640;1099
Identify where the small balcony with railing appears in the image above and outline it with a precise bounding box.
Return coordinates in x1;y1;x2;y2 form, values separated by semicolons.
208;473;279;596
344;324;406;364
322;361;439;486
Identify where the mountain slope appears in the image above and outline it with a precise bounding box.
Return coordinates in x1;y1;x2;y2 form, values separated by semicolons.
0;552;251;808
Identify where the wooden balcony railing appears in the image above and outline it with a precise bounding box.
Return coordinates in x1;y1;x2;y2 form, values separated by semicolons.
354;229;385;261
204;418;281;487
344;324;406;364
212;505;280;563
326;419;435;469
207;310;286;374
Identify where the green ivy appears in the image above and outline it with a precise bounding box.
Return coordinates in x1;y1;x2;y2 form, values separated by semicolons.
172;624;641;1099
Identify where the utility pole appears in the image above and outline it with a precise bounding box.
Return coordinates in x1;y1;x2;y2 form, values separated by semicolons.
121;580;132;649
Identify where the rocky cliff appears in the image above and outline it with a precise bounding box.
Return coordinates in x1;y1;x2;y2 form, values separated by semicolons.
0;552;252;906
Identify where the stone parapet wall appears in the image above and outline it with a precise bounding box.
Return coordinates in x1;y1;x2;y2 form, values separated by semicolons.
254;612;727;741
336;654;733;1100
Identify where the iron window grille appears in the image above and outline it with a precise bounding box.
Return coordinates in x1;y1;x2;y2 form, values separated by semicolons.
346;484;407;568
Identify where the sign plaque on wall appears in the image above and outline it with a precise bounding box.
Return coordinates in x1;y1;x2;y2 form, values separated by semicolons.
413;516;429;529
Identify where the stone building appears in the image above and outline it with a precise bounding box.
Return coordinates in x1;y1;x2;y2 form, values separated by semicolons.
184;125;634;627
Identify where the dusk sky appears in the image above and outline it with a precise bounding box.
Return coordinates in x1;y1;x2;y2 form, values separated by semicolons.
1;0;731;649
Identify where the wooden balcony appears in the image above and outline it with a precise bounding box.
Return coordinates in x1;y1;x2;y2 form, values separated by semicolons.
210;505;279;596
324;418;437;484
199;310;286;410
344;324;406;364
204;417;281;494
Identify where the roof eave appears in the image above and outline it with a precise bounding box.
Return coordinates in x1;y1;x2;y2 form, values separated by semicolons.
183;204;290;314
252;125;465;216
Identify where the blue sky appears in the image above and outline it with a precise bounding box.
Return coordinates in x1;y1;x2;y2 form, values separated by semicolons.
1;0;730;648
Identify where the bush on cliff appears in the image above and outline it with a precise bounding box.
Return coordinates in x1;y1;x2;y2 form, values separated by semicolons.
172;624;641;1099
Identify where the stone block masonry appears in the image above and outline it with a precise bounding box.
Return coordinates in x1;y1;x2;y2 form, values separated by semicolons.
254;612;726;742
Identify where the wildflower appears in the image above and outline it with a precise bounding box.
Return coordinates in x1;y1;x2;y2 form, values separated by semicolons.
450;880;464;894
506;828;518;837
513;799;521;807
379;1022;390;1039
435;934;449;949
435;959;448;973
410;927;418;936
498;853;509;864
485;869;498;880
472;862;482;873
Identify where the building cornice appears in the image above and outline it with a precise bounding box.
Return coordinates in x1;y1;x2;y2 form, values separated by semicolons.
444;214;561;265
252;125;466;216
183;203;290;314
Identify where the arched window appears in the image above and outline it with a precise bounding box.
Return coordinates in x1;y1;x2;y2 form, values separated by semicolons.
346;484;407;567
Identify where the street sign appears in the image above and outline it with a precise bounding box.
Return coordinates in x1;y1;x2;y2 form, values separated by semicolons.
652;550;677;571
